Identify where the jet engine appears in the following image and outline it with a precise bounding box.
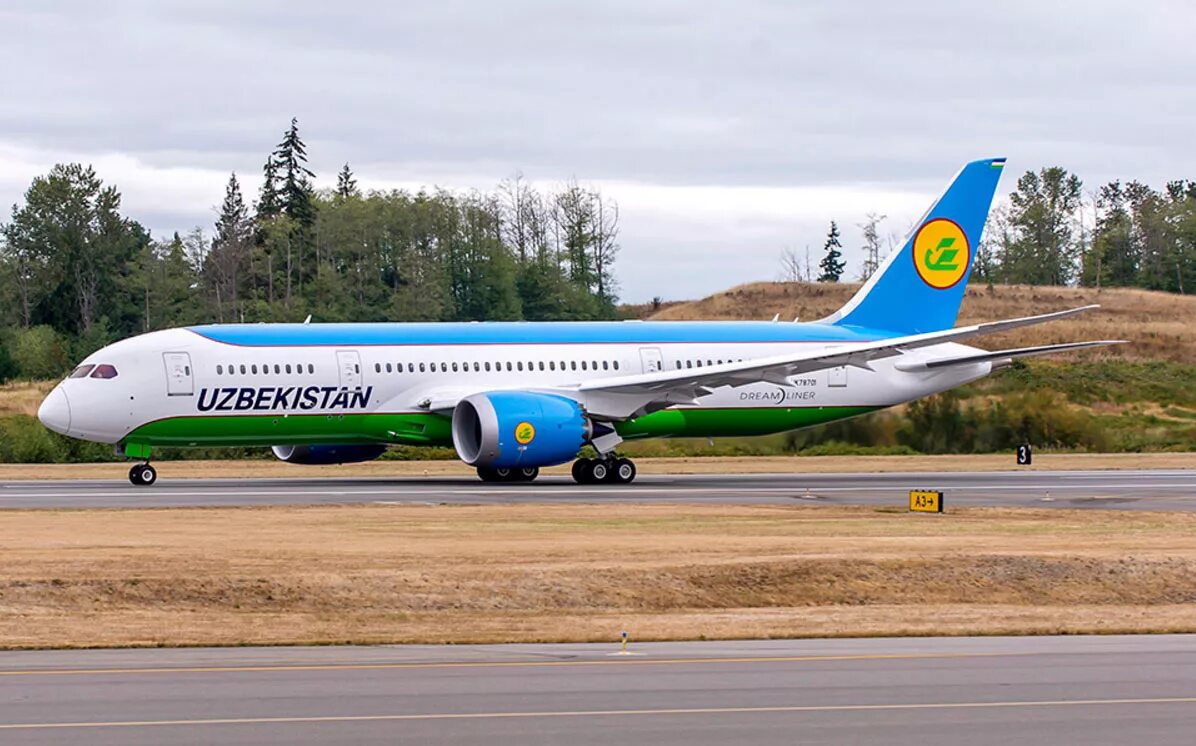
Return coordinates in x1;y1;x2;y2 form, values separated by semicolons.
271;444;388;465
452;391;590;469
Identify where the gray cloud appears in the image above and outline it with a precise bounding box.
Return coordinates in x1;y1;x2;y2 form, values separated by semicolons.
1;0;1194;300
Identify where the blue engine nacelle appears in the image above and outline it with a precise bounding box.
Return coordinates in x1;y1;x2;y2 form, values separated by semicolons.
452;391;591;469
271;444;388;465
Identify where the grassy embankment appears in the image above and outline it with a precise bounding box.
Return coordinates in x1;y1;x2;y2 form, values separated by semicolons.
3;503;1196;649
4;283;1196;461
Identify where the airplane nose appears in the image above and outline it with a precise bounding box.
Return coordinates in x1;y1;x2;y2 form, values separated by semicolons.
38;386;72;435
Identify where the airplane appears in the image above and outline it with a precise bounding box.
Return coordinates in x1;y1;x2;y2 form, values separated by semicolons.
37;157;1121;487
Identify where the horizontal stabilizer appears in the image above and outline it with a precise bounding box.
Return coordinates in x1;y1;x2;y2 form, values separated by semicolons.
894;340;1126;372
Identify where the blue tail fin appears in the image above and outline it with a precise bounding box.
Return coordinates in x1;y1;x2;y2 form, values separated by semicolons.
823;158;1005;335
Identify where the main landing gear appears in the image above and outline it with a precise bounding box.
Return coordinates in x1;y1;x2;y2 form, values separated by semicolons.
477;466;540;483
128;462;157;486
572;457;637;485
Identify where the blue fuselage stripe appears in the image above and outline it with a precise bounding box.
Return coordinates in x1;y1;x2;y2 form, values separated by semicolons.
187;321;890;347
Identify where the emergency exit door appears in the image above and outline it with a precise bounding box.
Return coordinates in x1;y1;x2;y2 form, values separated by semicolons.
163;352;194;396
639;347;664;373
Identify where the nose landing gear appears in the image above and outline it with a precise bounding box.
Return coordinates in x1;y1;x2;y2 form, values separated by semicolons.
128;463;157;486
572;457;636;485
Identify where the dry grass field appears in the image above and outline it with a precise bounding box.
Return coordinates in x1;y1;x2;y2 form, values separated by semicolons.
650;282;1196;364
0;380;53;418
2;503;1196;649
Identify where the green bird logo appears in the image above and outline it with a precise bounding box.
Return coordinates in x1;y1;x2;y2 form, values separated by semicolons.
924;236;960;272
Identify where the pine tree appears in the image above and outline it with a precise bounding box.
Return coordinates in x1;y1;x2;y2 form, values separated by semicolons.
335;163;359;199
817;220;846;282
215;173;250;247
268;118;317;308
207;173;252;321
257;156;281;220
273;117;316;227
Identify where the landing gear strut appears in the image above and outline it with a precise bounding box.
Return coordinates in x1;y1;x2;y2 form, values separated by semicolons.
128;463;157;486
477;466;540;483
572;457;636;485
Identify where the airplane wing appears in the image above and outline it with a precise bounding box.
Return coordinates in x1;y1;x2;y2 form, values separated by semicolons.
894;340;1124;371
572;305;1106;419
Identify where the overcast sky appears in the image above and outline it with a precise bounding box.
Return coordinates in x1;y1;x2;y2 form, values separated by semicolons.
1;1;1193;302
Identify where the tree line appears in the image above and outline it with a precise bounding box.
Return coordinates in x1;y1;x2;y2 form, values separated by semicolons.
787;167;1196;290
0;119;622;380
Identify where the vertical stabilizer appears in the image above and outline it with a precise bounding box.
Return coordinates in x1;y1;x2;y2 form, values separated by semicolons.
822;158;1005;335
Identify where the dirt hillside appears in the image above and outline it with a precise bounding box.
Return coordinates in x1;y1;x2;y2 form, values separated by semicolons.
646;283;1196;364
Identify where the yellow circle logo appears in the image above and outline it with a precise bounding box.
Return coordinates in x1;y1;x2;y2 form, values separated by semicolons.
912;218;969;289
514;421;536;445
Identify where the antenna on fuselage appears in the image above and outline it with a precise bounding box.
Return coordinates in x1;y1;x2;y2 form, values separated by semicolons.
303;315;312;324
770;313;779;322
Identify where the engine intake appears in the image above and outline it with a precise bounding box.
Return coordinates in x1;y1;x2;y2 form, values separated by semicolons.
452;391;590;469
271;444;387;465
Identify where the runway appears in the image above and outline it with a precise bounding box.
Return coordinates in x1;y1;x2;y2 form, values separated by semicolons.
1;469;1194;509
0;635;1193;745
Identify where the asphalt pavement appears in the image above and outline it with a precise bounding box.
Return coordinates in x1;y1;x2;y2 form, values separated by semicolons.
1;635;1194;745
1;469;1195;509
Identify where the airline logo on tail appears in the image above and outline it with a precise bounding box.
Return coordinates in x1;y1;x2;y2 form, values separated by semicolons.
913;218;970;289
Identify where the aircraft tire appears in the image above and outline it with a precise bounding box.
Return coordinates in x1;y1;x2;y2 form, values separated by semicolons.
517;466;539;482
571;459;590;483
588;459;610;483
129;463;157;486
611;458;636;484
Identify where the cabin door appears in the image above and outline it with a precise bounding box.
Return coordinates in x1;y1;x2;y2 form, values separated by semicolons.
163;352;194;396
336;350;363;389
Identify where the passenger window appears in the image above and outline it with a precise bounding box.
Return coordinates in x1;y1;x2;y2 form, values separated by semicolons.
419;363;426;373
308;364;314;374
549;361;556;371
375;363;381;373
452;362;459;372
274;364;280;374
69;364;95;379
239;364;246;374
408;363;414;373
517;362;524;371
686;361;692;369
613;361;619;371
251;364;258;374
571;361;577;371
90;364;118;380
602;361;609;370
473;362;480;372
484;362;491;372
286;364;292;374
440;363;447;372
538;361;545;371
506;362;512;371
216;365;223;375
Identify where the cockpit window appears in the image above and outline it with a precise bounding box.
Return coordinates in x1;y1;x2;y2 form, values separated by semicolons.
90;364;118;379
69;364;95;379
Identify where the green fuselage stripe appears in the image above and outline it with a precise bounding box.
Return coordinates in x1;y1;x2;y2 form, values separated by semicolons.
124;406;880;448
